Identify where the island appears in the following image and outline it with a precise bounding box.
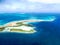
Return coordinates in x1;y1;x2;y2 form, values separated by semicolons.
0;20;37;34
0;18;55;34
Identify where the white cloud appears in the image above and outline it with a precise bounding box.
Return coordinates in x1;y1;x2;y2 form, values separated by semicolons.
0;0;60;13
27;0;60;4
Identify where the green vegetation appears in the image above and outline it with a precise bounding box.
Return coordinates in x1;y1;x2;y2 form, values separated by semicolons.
0;27;5;31
10;29;35;33
16;22;33;27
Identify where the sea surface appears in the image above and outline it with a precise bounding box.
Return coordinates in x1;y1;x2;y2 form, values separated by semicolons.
0;13;60;45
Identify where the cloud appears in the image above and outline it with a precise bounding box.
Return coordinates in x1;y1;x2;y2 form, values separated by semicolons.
27;0;60;4
0;0;60;13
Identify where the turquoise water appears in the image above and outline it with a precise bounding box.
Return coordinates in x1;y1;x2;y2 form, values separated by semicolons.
0;13;59;45
0;13;55;25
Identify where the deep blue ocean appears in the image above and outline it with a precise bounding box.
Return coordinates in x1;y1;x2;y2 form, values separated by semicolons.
0;13;60;45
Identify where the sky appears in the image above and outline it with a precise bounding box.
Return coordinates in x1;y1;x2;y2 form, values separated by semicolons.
0;0;60;13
